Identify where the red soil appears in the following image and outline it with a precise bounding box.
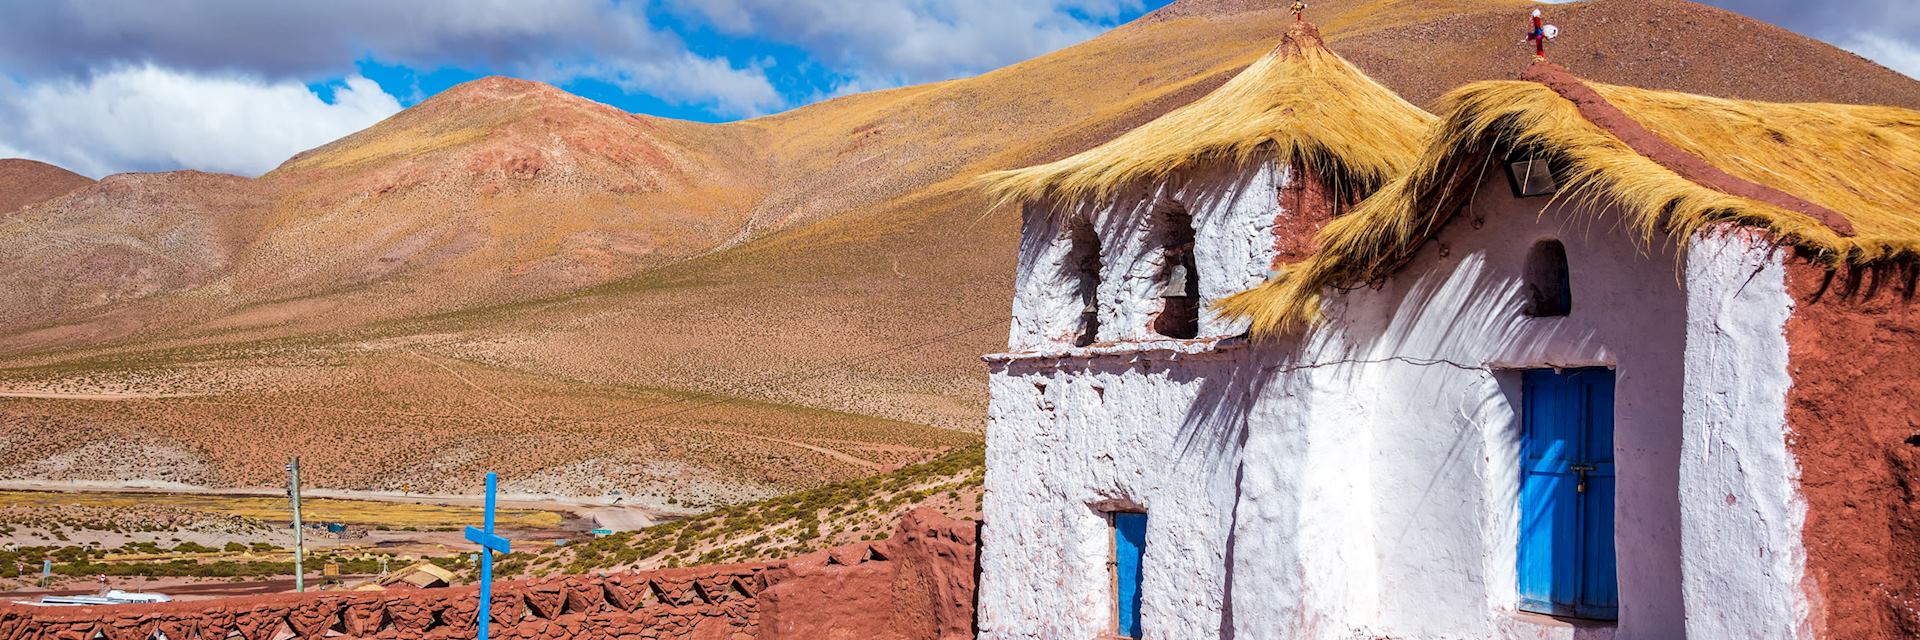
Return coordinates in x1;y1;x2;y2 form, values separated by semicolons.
1784;260;1920;638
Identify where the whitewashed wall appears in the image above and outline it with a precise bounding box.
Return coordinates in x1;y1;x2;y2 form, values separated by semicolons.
1004;159;1282;352
982;167;1806;639
981;158;1285;640
980;345;1267;639
1271;180;1699;639
1676;227;1807;639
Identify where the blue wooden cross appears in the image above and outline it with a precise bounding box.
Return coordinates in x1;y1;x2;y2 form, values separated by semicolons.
464;472;512;640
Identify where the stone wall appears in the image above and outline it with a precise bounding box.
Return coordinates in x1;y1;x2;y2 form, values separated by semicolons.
0;508;978;640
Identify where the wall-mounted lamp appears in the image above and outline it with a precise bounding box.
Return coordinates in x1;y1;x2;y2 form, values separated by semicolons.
1504;155;1558;198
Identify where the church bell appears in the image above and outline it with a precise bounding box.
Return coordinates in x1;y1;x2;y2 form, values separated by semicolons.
1160;262;1193;298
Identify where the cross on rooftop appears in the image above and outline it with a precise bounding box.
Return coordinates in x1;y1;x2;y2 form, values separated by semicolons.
1527;9;1556;62
464;472;512;640
1291;1;1306;23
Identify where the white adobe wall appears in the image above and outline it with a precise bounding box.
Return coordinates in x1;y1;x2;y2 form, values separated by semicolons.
986;161;1807;639
1004;159;1282;352
1675;227;1807;639
1227;178;1804;639
980;157;1287;640
1287;183;1696;639
979;346;1267;640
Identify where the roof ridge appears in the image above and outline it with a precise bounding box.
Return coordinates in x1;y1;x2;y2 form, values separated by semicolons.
1519;61;1857;237
1275;20;1325;58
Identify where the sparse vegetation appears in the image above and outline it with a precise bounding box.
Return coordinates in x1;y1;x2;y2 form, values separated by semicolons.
0;346;974;505
0;539;469;581
511;444;982;577
0;490;561;532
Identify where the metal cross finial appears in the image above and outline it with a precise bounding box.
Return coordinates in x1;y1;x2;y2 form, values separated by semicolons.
1291;1;1306;22
1526;9;1558;62
465;472;512;640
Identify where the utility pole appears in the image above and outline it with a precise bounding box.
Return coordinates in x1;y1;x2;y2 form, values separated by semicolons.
287;457;306;593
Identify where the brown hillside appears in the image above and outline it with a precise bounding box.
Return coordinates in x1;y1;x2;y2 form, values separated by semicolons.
0;171;267;338
1;0;1916;501
0;159;93;216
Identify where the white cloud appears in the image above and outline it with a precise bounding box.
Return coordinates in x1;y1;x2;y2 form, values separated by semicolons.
0;0;673;80
0;66;402;178
541;52;783;118
1840;32;1920;81
0;0;779;120
669;0;1144;89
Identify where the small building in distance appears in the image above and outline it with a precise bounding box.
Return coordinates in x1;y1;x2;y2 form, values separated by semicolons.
354;561;458;591
977;19;1920;640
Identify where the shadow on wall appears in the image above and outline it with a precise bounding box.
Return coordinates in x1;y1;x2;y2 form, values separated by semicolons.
1177;354;1276;639
1299;201;1691;634
0;508;980;640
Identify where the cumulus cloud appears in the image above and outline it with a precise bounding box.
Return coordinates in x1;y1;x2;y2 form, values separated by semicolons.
0;0;663;80
0;0;788;172
667;0;1146;88
0;67;403;177
538;53;783;118
0;0;779;117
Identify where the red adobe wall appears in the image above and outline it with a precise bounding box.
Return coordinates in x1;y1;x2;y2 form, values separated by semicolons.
0;508;979;640
757;507;978;640
1270;161;1346;267
1783;261;1920;639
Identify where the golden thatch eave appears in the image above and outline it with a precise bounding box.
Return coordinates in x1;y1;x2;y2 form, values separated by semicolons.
1219;67;1920;340
978;21;1436;212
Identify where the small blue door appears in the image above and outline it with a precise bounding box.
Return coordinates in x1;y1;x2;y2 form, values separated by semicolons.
1113;512;1148;638
1518;368;1618;619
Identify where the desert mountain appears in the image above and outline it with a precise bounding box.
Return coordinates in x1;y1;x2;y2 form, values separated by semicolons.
0;159;93;215
2;0;1917;503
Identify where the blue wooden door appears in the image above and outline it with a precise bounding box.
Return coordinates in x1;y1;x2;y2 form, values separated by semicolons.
1518;368;1617;619
1113;512;1148;638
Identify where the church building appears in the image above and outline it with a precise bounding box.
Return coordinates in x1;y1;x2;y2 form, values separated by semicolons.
977;19;1920;640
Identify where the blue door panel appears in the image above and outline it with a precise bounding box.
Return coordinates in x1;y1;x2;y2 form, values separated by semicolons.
1517;470;1576;610
1581;475;1620;616
1518;368;1617;620
1114;512;1147;638
1578;371;1616;466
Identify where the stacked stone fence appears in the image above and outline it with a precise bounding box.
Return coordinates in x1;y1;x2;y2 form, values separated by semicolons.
0;508;978;640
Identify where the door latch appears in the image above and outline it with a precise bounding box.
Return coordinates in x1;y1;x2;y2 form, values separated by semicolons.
1570;464;1595;493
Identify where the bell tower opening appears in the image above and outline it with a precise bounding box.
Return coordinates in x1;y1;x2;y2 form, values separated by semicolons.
1153;204;1200;340
1067;218;1103;347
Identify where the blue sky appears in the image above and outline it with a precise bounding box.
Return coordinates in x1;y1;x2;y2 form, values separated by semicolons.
0;0;1911;178
322;1;1184;124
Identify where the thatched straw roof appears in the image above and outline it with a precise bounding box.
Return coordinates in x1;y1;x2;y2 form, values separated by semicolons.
1220;63;1920;339
981;22;1435;208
